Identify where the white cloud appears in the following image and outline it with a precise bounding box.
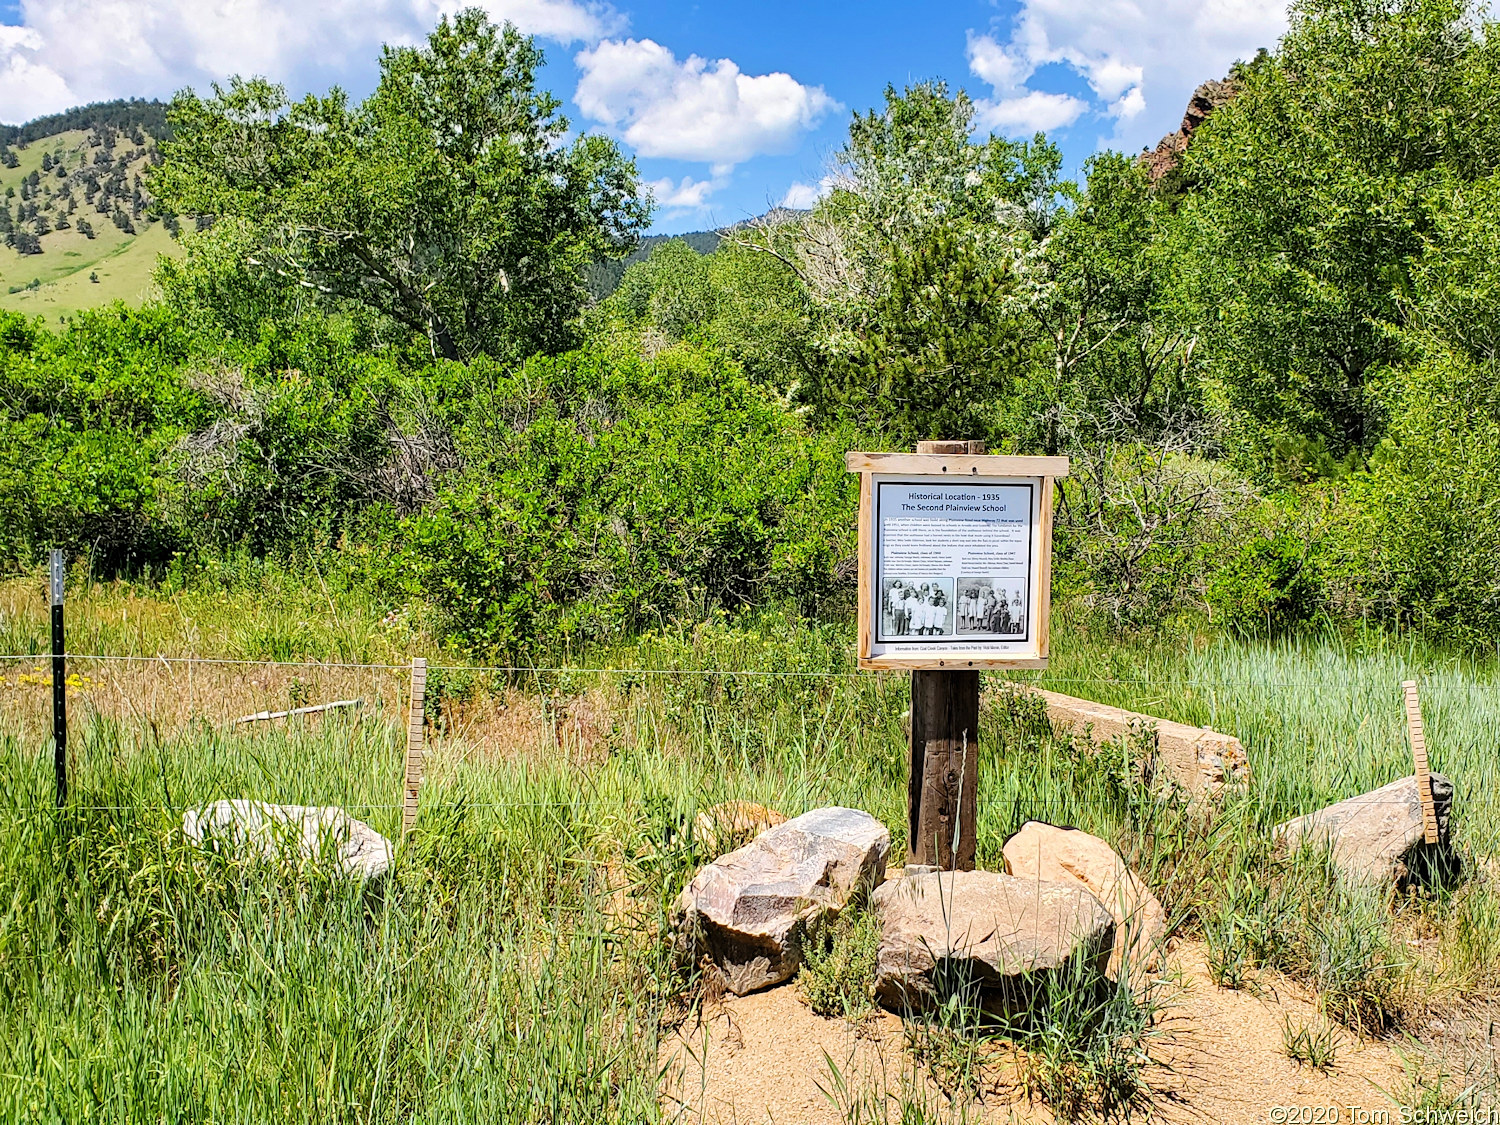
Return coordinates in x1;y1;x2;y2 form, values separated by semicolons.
779;174;837;209
975;90;1087;135
0;27;75;124
0;0;623;125
574;38;839;167
646;174;719;211
967;0;1289;150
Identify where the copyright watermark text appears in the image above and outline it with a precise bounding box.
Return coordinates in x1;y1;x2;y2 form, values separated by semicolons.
1267;1108;1497;1124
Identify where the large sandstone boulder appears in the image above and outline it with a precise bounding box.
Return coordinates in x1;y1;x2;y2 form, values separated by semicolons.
1032;688;1249;793
1274;773;1454;885
673;806;890;995
872;870;1114;1017
1002;821;1166;978
183;799;393;880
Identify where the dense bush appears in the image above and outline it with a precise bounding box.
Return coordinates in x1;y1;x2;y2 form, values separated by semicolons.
0;304;855;654
393;344;854;653
1320;346;1500;644
0;308;203;569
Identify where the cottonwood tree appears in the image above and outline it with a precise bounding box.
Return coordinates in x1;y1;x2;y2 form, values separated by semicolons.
154;10;650;362
792;82;1063;440
1169;0;1500;477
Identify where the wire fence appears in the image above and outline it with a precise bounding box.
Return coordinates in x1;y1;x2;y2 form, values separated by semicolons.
0;650;1472;690
0;647;1468;822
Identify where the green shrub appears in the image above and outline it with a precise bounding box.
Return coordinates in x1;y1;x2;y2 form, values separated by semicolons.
397;343;855;655
1208;532;1321;635
1320;345;1500;648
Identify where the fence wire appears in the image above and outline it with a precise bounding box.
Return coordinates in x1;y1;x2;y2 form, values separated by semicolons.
0;650;1468;690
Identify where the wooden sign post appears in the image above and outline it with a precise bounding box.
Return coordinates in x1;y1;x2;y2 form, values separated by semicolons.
847;441;1068;869
1402;680;1440;846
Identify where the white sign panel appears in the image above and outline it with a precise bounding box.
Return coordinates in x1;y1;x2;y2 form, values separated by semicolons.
868;476;1042;662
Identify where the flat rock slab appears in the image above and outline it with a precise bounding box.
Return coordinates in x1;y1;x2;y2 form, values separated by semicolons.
183;799;393;880
1003;820;1166;979
1274;772;1454;886
1033;688;1250;792
872;870;1114;1017
674;806;890;995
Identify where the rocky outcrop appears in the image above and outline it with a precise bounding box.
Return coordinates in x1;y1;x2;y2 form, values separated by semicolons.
182;799;393;879
673;806;890;995
1274;773;1455;886
1002;821;1166;978
871;870;1114;1017
1141;78;1240;183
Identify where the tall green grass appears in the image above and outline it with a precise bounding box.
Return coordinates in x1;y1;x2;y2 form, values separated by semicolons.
1;597;1497;1118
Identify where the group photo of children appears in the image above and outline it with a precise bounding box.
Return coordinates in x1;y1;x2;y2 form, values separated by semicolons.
880;578;954;637
955;579;1027;637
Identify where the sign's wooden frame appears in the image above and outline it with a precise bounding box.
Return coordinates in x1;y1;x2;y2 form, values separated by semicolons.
848;451;1068;671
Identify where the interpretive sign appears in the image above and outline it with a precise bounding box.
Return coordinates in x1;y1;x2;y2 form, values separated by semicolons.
847;449;1068;670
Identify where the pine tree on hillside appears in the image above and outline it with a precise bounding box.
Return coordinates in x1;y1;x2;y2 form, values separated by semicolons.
40;152;52;171
76;217;93;239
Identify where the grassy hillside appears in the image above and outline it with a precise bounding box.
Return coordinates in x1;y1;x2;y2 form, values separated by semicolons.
0;125;182;321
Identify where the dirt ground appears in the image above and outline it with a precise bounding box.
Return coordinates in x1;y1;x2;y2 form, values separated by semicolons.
661;941;1413;1124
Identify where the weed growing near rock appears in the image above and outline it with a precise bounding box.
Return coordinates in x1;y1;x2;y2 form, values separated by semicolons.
798;901;882;1020
1007;968;1164;1122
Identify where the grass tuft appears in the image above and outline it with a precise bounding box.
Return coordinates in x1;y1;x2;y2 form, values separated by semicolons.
1281;1015;1340;1072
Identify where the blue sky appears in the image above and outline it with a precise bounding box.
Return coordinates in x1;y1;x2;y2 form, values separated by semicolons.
0;0;1288;233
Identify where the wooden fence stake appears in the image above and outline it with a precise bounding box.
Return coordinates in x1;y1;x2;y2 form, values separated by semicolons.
906;439;986;871
1402;680;1440;845
402;658;428;839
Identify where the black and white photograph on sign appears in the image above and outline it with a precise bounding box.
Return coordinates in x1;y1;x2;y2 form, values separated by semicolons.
955;578;1027;637
873;479;1035;647
880;577;954;637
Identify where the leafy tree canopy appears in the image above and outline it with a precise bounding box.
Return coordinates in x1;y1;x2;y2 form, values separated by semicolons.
1171;0;1500;475
153;9;650;363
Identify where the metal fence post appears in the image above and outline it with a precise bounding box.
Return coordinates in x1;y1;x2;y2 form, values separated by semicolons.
50;550;66;807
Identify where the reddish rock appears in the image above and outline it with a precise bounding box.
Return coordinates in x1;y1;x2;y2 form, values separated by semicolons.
871;870;1114;1016
673;806;890;994
1141;77;1240;183
1002;821;1166;979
